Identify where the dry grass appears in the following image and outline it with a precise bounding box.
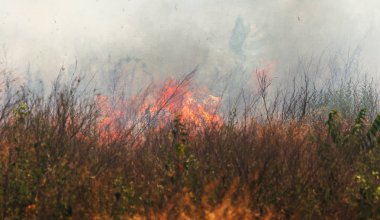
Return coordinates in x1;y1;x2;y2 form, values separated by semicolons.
0;70;380;219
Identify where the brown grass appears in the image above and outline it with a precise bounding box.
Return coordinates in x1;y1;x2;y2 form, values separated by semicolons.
0;72;380;219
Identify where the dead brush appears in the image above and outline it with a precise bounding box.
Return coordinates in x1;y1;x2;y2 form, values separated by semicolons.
127;178;275;220
1;61;380;219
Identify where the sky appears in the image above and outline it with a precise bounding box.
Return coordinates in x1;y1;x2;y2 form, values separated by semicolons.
1;0;380;88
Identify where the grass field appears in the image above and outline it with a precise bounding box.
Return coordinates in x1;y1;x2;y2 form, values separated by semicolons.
1;64;380;219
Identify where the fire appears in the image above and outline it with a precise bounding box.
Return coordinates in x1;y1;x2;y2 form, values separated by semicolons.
95;77;222;141
141;78;222;128
251;61;276;89
96;95;124;141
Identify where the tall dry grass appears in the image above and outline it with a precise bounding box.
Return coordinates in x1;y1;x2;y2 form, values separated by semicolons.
0;61;380;219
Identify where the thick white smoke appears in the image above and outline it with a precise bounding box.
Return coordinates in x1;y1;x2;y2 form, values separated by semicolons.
1;0;379;91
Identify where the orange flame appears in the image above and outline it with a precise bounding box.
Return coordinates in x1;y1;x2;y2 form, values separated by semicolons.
141;79;222;128
95;78;222;142
96;95;124;141
251;61;276;89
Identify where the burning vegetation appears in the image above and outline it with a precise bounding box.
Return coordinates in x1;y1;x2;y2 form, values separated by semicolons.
1;57;380;219
96;70;221;143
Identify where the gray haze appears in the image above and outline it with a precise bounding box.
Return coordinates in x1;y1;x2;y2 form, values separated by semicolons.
1;0;380;90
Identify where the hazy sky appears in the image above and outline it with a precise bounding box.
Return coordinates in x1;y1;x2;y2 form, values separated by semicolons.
1;0;380;83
